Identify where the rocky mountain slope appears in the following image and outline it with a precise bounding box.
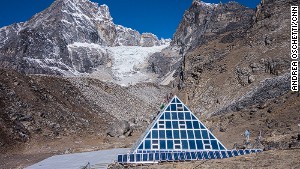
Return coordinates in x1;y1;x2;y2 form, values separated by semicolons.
170;0;298;116
0;0;167;76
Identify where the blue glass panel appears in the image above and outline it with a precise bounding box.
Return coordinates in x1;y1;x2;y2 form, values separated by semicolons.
166;130;173;139
185;112;191;119
202;130;209;139
208;152;215;159
167;153;173;161
155;153;159;160
187;130;194;139
204;140;209;144
250;150;256;153
166;106;171;111
179;153;185;160
166;121;172;129
172;121;178;129
143;154;148;161
232;150;239;156
180;130;187;139
221;151;227;158
165;112;171;119
174;153;179;160
193;121;200;129
130;154;135;162
160;114;164;120
160;140;166;149
153;123;157;129
191;152;197;159
238;150;245;155
149;153;154;161
167;140;173;149
173;130;180;139
178;112;184;119
186;121;193;129
202;151;209;159
196;140;204;149
215;151;221;159
145;140;151;149
189;140;196;149
146;132;151;138
171;112;177;120
211;140;219;150
191;114;196;120
227;151;233;157
171;104;176;111
200;123;206;129
194;130;201;139
182;140;188;149
245;150;250;154
138;143;143;149
152;130;158;138
184;106;188;111
118;155;122;163
197;152;203;159
123;155;127;162
186;152;192;160
172;99;176;103
136;154;141;162
219;143;225;150
159;130;165;138
176;98;180;103
160;153;166;161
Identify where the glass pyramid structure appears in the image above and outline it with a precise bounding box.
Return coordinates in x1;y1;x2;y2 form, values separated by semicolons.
117;96;262;164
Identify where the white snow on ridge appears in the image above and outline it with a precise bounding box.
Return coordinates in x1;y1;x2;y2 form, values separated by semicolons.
107;44;168;86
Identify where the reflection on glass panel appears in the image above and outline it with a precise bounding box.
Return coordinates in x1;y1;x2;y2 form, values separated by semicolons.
185;112;191;119
160;140;166;149
166;130;173;139
181;140;188;149
186;121;193;129
196;140;204;149
194;130;202;139
167;140;173;149
193;121;200;129
180;130;187;139
143;154;148;161
173;130;180;139
189;140;196;149
203;140;209;144
211;140;218;150
152;145;158;149
187;130;194;139
179;121;185;129
159;130;165;138
202;130;209;139
165;112;171;119
152;130;158;138
166;121;172;129
152;140;158;144
172;121;178;129
145;140;151;149
171;104;176;111
146;132;151;138
172;112;177;120
205;145;211;149
178;112;184;119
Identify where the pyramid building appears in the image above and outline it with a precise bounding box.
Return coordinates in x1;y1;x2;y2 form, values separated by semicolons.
117;96;262;163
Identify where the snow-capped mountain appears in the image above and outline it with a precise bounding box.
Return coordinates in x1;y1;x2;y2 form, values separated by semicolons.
0;0;169;77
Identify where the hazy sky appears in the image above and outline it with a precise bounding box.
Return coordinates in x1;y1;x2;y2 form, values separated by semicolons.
0;0;261;39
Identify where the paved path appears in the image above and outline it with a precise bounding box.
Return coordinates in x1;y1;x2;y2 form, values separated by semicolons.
25;148;130;169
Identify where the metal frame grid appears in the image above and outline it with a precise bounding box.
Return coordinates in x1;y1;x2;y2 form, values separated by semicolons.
131;96;226;153
117;149;263;163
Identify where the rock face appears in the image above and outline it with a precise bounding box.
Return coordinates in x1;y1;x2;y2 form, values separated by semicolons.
172;1;254;52
0;0;166;75
170;0;296;115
